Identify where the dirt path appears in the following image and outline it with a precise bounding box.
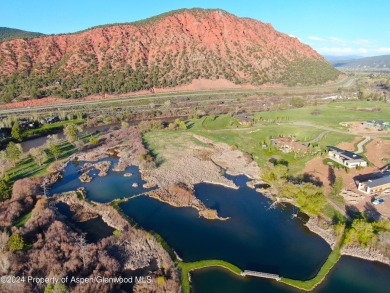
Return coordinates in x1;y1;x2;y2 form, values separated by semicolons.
327;198;351;221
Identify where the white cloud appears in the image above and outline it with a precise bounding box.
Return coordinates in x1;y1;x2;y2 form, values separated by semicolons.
353;39;371;46
329;37;347;45
377;47;390;53
317;47;368;55
308;36;324;41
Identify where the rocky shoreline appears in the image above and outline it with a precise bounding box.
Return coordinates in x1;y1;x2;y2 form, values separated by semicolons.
341;245;390;265
305;217;390;266
46;128;390;268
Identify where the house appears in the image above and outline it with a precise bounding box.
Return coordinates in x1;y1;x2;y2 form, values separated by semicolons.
364;120;390;130
44;116;60;124
358;175;390;194
274;136;293;153
237;116;253;126
373;120;387;126
327;146;367;168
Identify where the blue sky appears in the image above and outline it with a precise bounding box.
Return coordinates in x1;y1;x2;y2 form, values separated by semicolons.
2;0;389;57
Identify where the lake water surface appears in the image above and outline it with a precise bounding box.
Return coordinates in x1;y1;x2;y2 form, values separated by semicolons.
52;162;390;292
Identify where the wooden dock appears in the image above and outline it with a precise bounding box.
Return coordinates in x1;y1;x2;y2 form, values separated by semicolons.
240;270;281;281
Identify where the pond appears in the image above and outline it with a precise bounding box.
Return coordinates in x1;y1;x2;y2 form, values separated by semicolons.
56;201;115;243
50;158;153;203
51;161;390;292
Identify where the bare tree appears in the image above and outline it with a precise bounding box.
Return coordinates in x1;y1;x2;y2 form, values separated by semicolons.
0;151;12;177
76;235;88;269
29;147;48;166
0;231;9;252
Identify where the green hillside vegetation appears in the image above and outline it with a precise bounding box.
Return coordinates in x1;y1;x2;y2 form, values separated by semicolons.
77;8;222;32
279;59;340;86
0;27;44;42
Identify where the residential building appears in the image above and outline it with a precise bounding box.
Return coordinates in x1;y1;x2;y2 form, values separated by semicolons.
327;146;367;168
358;175;390;194
237;116;253;126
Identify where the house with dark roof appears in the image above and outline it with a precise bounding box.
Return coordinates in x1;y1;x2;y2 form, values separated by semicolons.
237;116;253;126
327;146;367;168
358;175;390;194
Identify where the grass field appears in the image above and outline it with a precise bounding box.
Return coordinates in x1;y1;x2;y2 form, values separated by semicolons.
7;140;76;183
281;239;342;291
6;132;98;184
24;119;84;137
254;101;390;128
178;260;242;293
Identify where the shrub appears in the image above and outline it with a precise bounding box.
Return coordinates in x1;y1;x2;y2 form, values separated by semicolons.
7;233;24;252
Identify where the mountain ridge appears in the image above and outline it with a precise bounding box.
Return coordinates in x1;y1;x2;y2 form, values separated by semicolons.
332;54;390;70
0;9;340;102
0;27;44;42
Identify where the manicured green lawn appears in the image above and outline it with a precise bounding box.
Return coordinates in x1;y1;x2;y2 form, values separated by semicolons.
254;101;390;128
24;119;84;137
178;260;242;293
8;141;76;182
280;240;342;291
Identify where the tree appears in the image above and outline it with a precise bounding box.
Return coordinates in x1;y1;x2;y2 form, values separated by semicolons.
64;124;83;144
76;235;88;269
11;121;23;141
7;233;24;252
168;119;187;130
45;282;68;293
332;176;344;197
345;219;376;247
290;97;305;108
0;231;9;252
261;162;288;183
89;136;99;145
47;135;61;161
296;183;327;215
0;151;12;177
49;144;60;161
0;178;11;201
121;121;129;129
29;147;48;166
5;142;22;167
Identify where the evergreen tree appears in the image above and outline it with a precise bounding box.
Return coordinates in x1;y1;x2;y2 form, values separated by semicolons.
5;142;22;166
11;121;23;141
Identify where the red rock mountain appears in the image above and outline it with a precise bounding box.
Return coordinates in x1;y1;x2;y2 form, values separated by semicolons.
0;9;339;101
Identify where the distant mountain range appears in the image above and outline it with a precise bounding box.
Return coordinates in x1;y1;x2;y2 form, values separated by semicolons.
0;27;45;42
323;55;363;62
0;9;340;103
329;55;390;70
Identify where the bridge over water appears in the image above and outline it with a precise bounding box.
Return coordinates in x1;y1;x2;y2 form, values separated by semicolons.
240;270;281;281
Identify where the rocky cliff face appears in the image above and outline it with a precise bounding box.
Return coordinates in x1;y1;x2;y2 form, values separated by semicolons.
0;9;340;101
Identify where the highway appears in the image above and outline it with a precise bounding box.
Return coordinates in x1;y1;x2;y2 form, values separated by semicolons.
0;77;356;115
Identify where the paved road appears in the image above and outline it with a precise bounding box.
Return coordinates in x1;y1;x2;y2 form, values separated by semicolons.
303;131;330;145
355;136;371;154
0;77;356;115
